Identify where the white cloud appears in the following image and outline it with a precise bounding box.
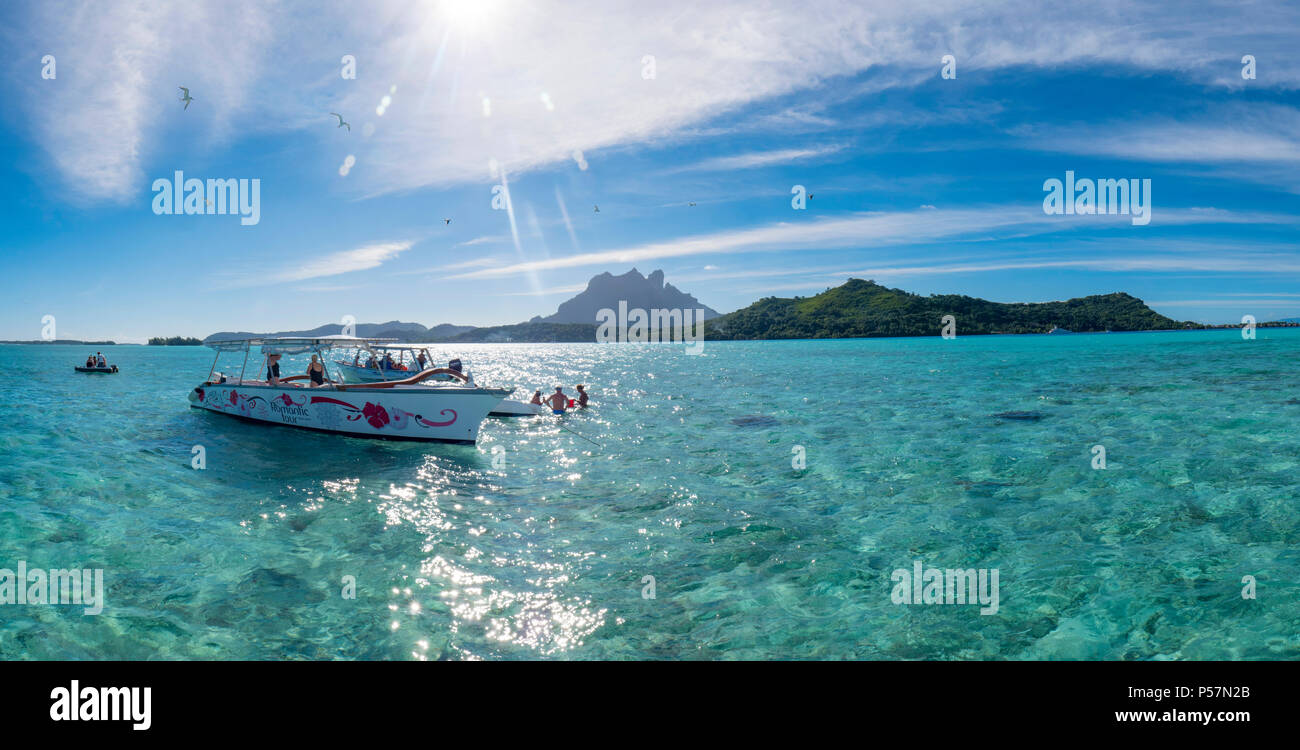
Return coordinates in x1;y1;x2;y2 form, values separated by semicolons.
1028;104;1300;164
19;1;1300;202
663;145;843;174
500;283;588;297
218;240;413;287
1145;299;1300;308
449;205;1297;280
21;1;272;201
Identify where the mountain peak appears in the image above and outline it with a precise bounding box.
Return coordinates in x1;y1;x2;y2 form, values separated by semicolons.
539;268;720;324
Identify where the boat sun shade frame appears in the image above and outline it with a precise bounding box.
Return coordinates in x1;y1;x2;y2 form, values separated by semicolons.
337;343;441;381
203;336;396;385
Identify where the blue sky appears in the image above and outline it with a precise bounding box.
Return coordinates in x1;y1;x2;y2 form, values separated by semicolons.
2;0;1300;342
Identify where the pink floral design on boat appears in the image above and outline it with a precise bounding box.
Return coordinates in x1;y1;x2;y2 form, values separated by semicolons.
306;396;456;430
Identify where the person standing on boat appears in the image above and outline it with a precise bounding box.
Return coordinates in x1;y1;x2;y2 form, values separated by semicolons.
417;351;428;370
307;355;326;387
575;384;589;408
266;353;283;385
96;352;107;367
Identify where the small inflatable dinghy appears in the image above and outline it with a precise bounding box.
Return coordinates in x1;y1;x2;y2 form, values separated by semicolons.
75;365;118;373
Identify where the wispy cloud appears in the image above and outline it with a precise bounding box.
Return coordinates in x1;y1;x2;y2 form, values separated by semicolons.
662;145;844;174
456;235;509;248
1029;105;1300;164
450;205;1297;280
20;2;271;201
833;255;1300;278
500;283;588;297
1145;299;1300;308
20;1;1300;202
219;240;413;288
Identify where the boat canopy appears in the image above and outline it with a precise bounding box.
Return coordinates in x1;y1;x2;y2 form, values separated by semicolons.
205;335;397;354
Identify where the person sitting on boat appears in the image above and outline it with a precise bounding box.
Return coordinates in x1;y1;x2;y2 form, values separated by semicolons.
382;353;396;370
529;390;543;405
266;353;283;385
366;354;378;370
85;355;96;368
307;354;326;388
576;384;589;408
544;387;568;415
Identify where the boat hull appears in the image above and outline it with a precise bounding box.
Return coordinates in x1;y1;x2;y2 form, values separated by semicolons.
75;366;118;373
188;382;510;444
489;400;544;417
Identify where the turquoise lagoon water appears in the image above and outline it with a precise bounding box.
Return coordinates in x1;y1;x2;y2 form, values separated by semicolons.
1;330;1298;660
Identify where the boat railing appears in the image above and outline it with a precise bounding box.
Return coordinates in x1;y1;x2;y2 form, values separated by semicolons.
335;367;469;390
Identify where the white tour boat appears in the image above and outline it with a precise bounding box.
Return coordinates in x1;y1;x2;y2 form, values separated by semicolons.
189;336;512;444
331;341;541;418
332;343;461;384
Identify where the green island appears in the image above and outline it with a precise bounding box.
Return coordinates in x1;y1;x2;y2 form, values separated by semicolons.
148;336;204;346
705;279;1196;339
191;278;1297;345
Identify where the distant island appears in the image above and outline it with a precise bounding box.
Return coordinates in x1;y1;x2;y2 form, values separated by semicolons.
706;279;1194;339
184;270;1300;345
148;336;203;346
205;321;474;344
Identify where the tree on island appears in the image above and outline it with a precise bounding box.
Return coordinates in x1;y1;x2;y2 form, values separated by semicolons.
148;336;203;346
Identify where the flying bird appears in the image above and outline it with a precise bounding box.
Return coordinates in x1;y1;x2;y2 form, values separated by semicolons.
808;193;815;199
688;202;696;206
593;204;600;213
443;218;451;224
178;87;194;109
330;112;350;131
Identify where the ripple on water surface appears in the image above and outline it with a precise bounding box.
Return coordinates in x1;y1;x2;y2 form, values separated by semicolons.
1;332;1298;659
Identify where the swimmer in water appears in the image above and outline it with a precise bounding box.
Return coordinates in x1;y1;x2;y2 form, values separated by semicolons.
575;384;589;408
544;387;567;415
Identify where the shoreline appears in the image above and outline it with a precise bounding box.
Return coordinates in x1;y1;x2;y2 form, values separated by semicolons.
3;325;1296;347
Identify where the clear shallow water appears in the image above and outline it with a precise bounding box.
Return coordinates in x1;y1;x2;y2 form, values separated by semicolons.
2;331;1298;660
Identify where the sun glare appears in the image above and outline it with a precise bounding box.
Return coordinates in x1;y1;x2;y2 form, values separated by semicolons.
441;0;503;35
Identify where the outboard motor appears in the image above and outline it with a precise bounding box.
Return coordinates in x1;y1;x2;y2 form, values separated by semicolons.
448;358;463;373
